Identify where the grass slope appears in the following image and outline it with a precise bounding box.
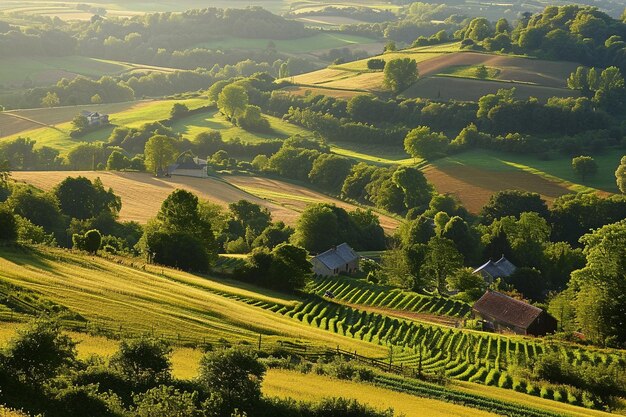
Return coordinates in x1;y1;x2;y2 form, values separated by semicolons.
263;369;498;417
0;245;389;358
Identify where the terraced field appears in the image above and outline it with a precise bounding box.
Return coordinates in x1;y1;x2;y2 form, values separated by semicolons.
310;276;471;319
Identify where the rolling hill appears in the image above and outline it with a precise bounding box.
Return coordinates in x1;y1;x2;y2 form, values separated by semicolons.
284;43;578;101
9;171;401;232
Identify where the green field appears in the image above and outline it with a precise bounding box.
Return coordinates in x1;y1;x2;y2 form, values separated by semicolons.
194;33;378;54
437;65;502;81
170;109;311;142
434;149;623;194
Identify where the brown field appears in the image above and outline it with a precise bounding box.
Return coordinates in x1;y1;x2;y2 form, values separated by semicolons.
287;50;577;100
10;171;400;232
422;164;572;213
0;101;142;138
226;175;400;232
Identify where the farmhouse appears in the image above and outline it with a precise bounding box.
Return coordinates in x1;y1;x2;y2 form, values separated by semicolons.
473;290;557;336
80;110;109;126
311;243;359;277
168;157;209;178
473;255;516;283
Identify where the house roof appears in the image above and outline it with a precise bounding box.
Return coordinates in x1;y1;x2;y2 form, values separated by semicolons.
473;256;516;278
473;290;544;330
313;243;358;270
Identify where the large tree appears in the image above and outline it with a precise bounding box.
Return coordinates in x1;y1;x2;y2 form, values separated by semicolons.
404;126;448;160
53;176;121;220
571;155;598;182
420;237;463;293
480;190;548;224
383;58;418;93
217;84;249;121
144;135;177;175
570;220;626;347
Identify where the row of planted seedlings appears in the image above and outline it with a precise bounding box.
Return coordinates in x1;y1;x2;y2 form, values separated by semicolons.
271;295;623;409
309;276;471;318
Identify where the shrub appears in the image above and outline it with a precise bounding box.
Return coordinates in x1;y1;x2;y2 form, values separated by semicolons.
497;372;512;388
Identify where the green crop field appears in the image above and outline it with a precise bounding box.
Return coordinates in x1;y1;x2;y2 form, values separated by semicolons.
437;65;502;81
194;33;378;54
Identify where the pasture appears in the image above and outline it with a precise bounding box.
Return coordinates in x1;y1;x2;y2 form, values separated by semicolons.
10;171;400;232
423;149;620;213
0;98;209;153
285;45;577;100
0;245;390;358
263;369;499;417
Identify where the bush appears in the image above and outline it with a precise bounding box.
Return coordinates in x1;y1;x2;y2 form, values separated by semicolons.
54;384;115;417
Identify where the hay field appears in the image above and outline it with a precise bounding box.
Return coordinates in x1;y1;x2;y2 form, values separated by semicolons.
226;175;400;232
263;369;498;417
0;245;389;358
10;171;400;232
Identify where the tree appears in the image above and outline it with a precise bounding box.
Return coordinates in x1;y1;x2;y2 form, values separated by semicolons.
218;84;249;121
446;267;485;301
392;166;433;210
617;155;626;193
229;200;272;236
291;204;339;252
107;150;130;171
495;18;510;33
475;65;489;79
505;267;545;301
571;155;598;182
404;126;448;160
421;237;464;293
465;17;493;41
142;189;217;271
367;59;386;70
90;94;102;104
0;204;17;241
144;135;177;175
54;176;121;220
111;338;172;387
84;229;102;254
383;58;418;93
72;114;89;131
198;347;265;416
308;154;353;192
41;91;60;107
6;319;76;384
570;220;626;347
480;190;548;224
169;103;189;120
133;386;198;417
442;216;477;263
384;41;397;51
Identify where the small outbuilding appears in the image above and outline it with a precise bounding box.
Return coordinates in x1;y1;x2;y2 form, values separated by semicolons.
311;243;359;277
80;110;109;126
473;255;517;284
168;157;209;178
472;290;557;336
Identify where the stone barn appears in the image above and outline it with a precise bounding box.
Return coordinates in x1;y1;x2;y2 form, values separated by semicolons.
473;290;557;336
311;243;359;277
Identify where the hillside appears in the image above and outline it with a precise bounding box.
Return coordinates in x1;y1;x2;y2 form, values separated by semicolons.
0;244;623;417
10;171;401;232
285;43;578;100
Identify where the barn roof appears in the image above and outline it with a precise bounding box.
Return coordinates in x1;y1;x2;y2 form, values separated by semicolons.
473;256;516;278
313;243;358;270
473;290;543;330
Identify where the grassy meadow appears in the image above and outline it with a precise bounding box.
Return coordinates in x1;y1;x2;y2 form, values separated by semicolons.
0;245;391;359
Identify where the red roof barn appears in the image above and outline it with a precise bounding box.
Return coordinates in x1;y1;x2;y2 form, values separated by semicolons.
473;290;557;336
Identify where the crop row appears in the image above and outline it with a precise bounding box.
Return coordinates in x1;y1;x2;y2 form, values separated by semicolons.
309;276;471;318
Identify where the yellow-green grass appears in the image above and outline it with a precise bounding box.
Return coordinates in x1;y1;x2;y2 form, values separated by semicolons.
263;369;498;417
1;98;209;154
194;33;377;54
330;142;419;166
0;321;202;379
170;109;311;143
455;381;616;417
332;51;450;72
0;245;392;358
